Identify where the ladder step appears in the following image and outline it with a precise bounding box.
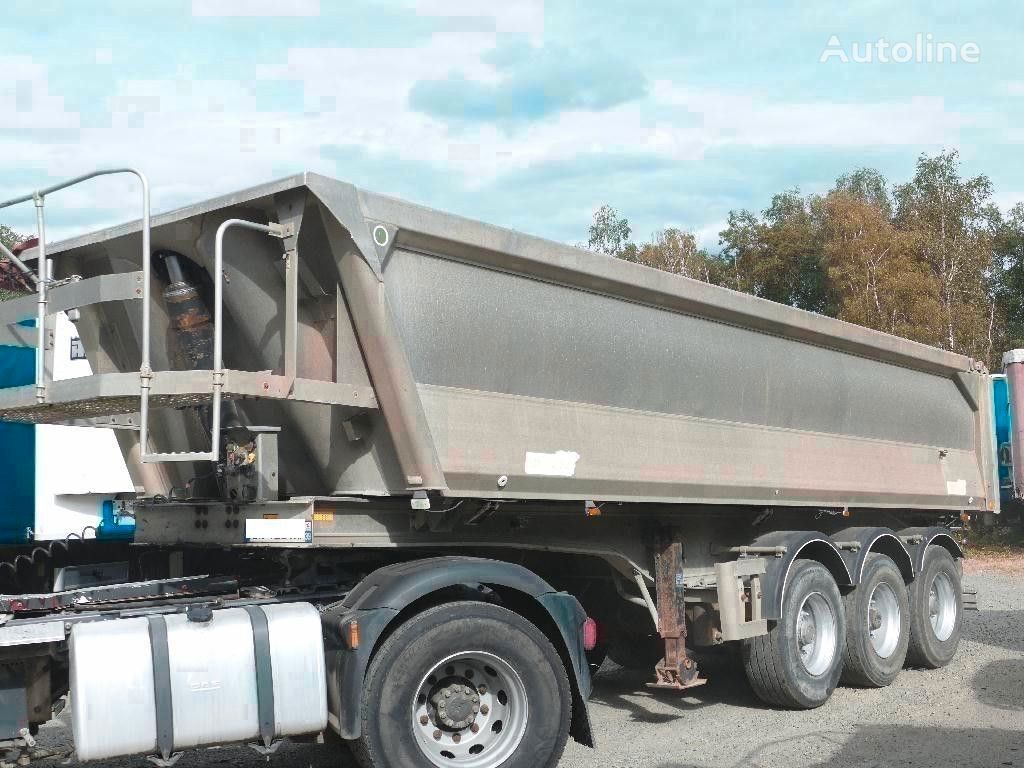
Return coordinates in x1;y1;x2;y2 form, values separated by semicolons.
142;451;216;463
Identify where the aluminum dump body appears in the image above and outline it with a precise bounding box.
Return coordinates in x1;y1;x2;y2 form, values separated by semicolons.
0;173;998;513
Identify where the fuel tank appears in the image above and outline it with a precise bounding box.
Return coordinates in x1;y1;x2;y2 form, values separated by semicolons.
69;602;327;761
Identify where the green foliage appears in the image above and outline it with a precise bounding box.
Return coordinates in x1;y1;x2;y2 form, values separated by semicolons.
587;205;632;256
834;167;892;216
0;224;30;301
585;204;725;285
996;204;1024;348
584;149;1023;370
0;224;24;251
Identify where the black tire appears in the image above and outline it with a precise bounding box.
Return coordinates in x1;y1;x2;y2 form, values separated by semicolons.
906;546;963;669
741;560;846;709
840;553;910;687
351;601;572;768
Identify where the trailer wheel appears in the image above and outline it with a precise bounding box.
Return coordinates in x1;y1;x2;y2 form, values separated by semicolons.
840;553;910;687
352;601;571;768
906;546;962;669
741;560;845;709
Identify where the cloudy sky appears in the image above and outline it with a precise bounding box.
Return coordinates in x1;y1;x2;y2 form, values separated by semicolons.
1;0;1021;248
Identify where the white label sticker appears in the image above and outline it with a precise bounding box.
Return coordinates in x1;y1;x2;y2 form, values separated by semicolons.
245;518;310;543
524;450;581;477
946;479;967;496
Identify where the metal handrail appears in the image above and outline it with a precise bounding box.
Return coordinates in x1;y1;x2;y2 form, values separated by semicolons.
0;174;293;464
0;168;150;404
140;218;287;464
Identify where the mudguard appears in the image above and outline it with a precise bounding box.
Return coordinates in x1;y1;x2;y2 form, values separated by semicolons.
322;556;594;746
831;526;915;583
750;530;851;620
898;526;964;574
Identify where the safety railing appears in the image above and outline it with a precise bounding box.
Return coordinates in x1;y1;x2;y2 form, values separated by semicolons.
0;171;295;464
0;168;151;405
141;218;290;464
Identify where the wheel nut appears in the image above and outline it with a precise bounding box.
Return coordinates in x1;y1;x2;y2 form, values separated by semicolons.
433;730;442;741
420;715;429;726
470;724;480;734
452;733;461;744
480;704;489;715
478;685;487;695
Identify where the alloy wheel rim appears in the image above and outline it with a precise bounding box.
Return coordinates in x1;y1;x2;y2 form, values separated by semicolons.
867;581;901;659
411;651;529;768
796;591;838;676
928;572;957;642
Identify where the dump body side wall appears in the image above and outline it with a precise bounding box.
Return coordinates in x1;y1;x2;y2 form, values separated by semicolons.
384;247;988;509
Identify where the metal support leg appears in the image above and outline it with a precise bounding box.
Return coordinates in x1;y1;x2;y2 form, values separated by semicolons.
34;195;48;403
283;249;298;380
647;534;704;691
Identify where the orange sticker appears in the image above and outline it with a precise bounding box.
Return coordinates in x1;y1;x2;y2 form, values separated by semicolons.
313;512;335;523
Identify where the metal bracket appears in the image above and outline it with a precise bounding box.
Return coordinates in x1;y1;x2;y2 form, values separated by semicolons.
267;221;296;239
715;559;768;641
146;753;183;767
248;741;282;757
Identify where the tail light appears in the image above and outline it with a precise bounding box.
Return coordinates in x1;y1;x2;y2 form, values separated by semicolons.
582;617;599;651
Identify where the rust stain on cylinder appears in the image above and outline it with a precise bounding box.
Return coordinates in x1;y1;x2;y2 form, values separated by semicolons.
164;282;214;370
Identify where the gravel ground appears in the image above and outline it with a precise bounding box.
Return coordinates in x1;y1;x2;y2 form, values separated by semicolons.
30;565;1023;768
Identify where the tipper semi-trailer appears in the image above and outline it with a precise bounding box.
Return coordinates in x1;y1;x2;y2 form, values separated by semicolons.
0;168;1004;768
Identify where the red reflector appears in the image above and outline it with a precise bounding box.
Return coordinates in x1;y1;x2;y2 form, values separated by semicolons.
9;600;25;613
582;618;599;651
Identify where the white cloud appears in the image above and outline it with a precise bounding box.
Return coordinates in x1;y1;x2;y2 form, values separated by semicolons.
191;0;320;17
409;0;545;42
995;190;1024;213
0;57;79;132
0;23;971;243
651;82;966;149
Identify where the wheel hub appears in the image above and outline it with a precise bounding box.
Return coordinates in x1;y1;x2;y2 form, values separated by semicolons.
866;581;901;659
798;613;817;647
430;679;481;730
868;607;882;631
928;571;957;642
795;592;837;676
412;651;530;768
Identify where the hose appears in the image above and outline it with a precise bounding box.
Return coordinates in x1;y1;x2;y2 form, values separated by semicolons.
0;526;99;589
